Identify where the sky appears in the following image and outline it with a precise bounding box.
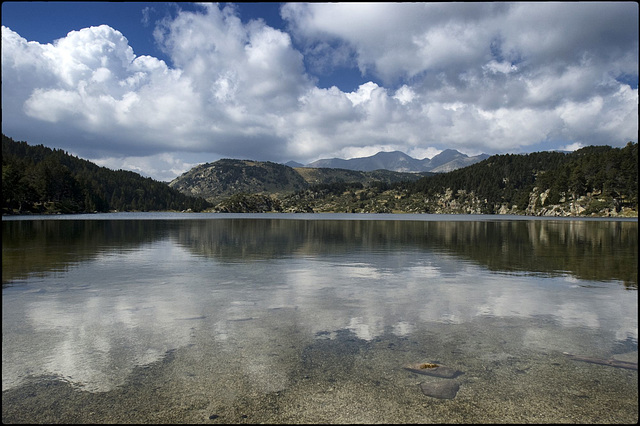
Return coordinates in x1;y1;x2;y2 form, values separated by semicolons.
2;2;638;182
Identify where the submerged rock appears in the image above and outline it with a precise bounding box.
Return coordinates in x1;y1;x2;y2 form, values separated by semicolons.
404;362;463;378
419;380;460;399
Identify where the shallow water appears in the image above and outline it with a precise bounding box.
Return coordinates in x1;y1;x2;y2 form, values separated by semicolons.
2;214;638;423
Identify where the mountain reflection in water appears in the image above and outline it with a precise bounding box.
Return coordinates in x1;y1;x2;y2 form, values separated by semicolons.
4;217;637;286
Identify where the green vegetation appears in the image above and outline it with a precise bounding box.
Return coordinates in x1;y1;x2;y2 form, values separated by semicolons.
215;193;284;213
2;134;211;214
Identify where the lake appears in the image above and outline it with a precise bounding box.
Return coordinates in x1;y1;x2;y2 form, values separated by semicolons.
2;213;638;423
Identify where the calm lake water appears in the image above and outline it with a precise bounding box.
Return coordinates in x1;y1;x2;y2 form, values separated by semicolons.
2;213;638;423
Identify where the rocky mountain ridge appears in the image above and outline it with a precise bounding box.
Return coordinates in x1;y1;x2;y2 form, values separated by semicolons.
168;158;431;204
303;149;490;173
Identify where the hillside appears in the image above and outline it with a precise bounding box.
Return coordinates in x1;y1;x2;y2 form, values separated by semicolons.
407;143;638;215
168;159;309;203
168;159;432;204
2;134;211;214
293;167;431;186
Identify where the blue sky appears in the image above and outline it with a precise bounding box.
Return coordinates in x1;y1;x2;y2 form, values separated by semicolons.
2;3;167;55
2;2;638;181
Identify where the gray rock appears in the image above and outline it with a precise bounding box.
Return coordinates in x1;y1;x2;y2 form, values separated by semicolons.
419;381;460;399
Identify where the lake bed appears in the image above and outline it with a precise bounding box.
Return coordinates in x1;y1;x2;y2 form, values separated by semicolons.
2;213;637;423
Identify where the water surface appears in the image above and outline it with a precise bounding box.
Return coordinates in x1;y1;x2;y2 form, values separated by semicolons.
2;214;637;423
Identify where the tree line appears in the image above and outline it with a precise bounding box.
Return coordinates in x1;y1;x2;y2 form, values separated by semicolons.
405;142;638;212
2;134;211;214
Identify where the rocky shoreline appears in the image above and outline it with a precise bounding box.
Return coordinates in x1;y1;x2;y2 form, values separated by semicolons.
205;187;638;217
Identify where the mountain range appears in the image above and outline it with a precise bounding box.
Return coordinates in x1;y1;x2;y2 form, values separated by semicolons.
168;158;431;203
169;149;485;203
287;149;490;173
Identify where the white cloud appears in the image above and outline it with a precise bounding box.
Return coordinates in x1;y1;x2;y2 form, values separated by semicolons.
560;142;584;152
407;147;442;161
393;85;416;105
1;2;638;181
90;151;209;182
24;89;81;122
345;81;382;106
282;2;503;82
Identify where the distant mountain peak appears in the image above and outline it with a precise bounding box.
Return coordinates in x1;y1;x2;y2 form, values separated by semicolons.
304;149;487;173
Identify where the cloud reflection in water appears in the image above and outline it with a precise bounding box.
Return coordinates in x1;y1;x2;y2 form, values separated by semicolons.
2;218;637;393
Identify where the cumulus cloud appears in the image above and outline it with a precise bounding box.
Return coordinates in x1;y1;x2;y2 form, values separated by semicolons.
2;23;202;158
1;2;638;181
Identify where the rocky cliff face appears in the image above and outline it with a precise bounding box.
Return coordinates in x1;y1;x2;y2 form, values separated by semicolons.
420;187;635;217
522;187;635;217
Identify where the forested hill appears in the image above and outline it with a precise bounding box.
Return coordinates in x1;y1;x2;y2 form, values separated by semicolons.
2;134;211;214
404;142;638;215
